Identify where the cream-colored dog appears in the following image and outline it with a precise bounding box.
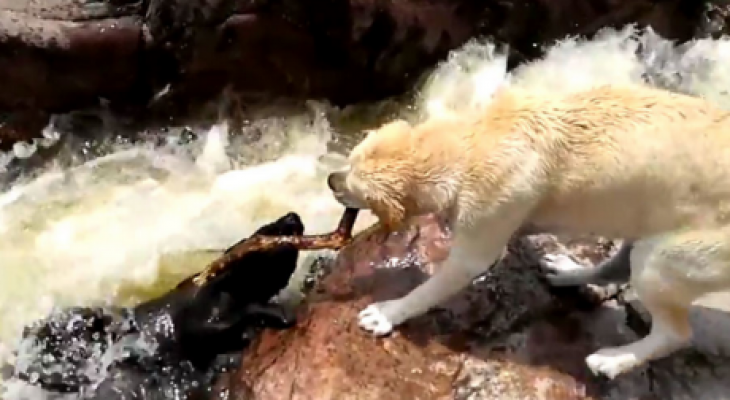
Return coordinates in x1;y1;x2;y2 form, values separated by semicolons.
327;83;730;379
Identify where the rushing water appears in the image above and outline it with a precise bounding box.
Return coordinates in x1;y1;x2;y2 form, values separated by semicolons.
2;26;730;398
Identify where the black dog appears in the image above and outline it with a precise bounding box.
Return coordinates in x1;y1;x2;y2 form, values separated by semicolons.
8;212;304;399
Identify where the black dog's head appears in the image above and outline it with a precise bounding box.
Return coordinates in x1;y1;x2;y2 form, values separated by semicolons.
209;211;304;305
250;211;305;239
174;212;306;367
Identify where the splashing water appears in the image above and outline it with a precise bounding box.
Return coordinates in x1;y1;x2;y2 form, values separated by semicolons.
3;26;730;398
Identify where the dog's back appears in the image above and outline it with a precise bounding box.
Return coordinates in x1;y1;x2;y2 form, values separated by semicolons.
473;85;730;239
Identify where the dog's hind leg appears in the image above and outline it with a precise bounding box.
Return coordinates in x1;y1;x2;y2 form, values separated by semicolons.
358;223;516;336
585;230;730;379
542;241;634;287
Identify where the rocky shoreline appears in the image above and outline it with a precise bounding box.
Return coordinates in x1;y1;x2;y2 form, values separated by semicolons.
0;0;725;147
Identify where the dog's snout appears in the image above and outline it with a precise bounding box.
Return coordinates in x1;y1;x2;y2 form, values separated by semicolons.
281;212;303;227
327;172;342;191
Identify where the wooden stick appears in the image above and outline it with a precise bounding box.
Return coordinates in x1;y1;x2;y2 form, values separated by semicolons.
191;208;360;286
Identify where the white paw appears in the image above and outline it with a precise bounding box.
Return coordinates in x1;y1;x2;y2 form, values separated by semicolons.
542;254;584;272
586;348;640;379
541;254;588;287
358;304;395;336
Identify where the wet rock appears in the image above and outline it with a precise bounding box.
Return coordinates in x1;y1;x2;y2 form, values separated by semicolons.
0;7;145;113
233;216;625;399
0;0;722;142
234;215;730;400
695;1;730;38
0;112;49;151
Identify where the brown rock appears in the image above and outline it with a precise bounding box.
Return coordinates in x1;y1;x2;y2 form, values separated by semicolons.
233;216;654;400
0;7;144;113
0;111;49;151
0;0;720;139
229;214;730;400
0;0;723;184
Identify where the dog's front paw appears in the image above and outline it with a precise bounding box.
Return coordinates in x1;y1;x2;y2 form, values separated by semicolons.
358;303;397;336
541;254;586;286
586;347;640;379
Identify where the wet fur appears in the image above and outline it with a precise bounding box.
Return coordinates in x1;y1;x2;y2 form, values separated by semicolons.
9;213;304;398
327;84;730;379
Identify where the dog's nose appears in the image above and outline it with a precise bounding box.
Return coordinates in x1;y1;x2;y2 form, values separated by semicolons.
280;212;304;234
282;212;302;226
327;173;340;191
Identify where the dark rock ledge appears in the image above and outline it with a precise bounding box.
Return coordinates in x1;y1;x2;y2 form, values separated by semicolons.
0;0;722;148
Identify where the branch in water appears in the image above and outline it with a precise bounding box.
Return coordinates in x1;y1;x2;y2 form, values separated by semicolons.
192;208;361;287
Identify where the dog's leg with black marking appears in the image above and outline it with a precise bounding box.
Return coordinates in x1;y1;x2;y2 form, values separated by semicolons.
542;241;634;287
586;231;730;378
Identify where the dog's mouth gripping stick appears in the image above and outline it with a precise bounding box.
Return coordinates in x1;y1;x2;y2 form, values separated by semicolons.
192;208;360;287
